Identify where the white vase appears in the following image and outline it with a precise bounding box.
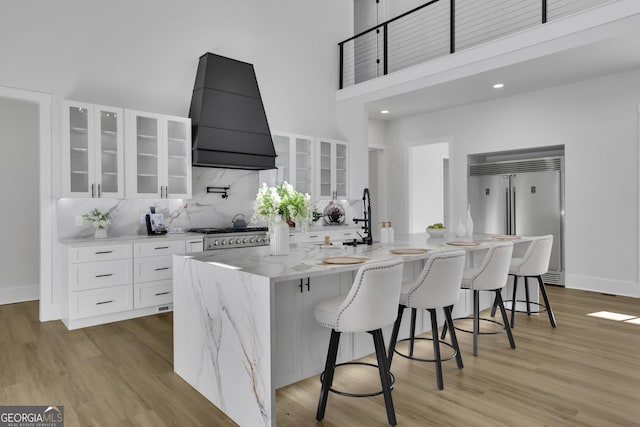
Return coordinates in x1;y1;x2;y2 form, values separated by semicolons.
466;204;474;238
455;218;466;238
269;216;290;256
94;227;108;239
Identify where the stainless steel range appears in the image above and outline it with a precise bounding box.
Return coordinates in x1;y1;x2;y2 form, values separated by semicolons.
188;227;269;250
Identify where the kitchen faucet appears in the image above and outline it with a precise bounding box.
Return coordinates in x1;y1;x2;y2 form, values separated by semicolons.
352;188;373;245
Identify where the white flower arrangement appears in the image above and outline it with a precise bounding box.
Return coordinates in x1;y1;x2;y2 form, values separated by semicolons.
253;182;311;229
83;208;111;229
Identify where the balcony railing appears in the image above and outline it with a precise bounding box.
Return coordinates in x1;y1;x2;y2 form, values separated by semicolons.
339;0;618;89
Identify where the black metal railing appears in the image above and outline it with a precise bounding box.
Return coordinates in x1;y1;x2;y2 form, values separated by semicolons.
339;0;615;89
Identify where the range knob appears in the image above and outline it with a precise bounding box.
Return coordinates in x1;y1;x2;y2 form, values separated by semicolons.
221;240;227;245
249;238;256;243
256;237;263;243
243;238;249;244
213;241;220;246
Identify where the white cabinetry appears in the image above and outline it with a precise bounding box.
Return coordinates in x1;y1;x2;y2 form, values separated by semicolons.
316;138;348;199
61;235;202;329
133;240;187;310
62;101;124;198
63;243;133;323
125;110;192;199
273;272;354;389
271;132;314;196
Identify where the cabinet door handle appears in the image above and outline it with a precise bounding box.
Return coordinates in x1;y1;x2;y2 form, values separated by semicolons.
154;291;170;296
95;273;113;278
309;235;319;238
91;183;95;198
165;186;169;198
299;278;311;293
96;300;114;305
154;267;170;271
188;240;201;244
95;250;113;254
155;246;170;250
97;183;101;198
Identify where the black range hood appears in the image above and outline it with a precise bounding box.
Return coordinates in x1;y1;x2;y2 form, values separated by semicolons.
189;53;276;170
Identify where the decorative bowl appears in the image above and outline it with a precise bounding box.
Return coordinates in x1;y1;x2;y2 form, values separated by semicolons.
426;228;447;238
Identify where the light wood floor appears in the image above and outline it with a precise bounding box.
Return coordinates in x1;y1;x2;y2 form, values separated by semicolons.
1;287;639;426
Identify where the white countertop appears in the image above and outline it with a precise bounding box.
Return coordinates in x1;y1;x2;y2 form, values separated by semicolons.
180;233;518;282
59;232;204;247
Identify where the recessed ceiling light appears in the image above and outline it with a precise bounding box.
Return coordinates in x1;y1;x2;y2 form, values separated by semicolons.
380;110;389;114
493;83;505;89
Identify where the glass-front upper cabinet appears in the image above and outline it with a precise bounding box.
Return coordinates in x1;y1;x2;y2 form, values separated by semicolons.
125;110;191;199
316;138;349;199
62;101;124;198
271;132;314;197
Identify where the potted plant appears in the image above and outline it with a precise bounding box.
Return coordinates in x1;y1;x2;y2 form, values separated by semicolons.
83;208;111;239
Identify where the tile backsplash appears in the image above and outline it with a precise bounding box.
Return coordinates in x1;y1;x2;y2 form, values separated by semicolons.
58;167;361;239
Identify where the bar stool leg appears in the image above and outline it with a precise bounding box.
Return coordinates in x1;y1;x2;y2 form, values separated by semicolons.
495;290;516;349
525;276;532;315
443;305;463;369
387;305;406;368
316;329;341;422
511;275;519;327
372;329;397;426
428;309;444;390
440;317;448;340
538;275;557;328
473;290;480;356
409;308;417;357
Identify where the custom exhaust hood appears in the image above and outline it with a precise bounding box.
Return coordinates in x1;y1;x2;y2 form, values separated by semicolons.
189;53;276;170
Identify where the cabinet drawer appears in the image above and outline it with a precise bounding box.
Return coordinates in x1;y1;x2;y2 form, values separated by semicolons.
135;240;185;258
185;238;204;253
70;259;132;291
71;244;132;262
134;280;172;309
297;232;325;244
332;230;357;241
135;256;173;283
69;285;133;319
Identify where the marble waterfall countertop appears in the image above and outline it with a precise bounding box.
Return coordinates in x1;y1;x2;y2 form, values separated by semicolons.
173;233;531;427
179;233;506;282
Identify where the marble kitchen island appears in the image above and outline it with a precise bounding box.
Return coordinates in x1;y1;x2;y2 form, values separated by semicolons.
172;234;531;426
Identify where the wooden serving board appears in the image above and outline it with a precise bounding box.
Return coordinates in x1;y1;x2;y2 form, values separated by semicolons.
493;235;521;240
446;241;480;247
321;256;368;265
389;248;430;255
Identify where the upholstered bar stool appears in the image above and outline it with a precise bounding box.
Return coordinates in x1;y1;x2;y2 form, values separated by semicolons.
387;250;466;390
314;259;404;426
443;242;515;356
491;235;557;328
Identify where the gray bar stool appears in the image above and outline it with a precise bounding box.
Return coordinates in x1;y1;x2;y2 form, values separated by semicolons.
491;235;557;328
387;250;466;390
443;242;515;356
314;259;404;426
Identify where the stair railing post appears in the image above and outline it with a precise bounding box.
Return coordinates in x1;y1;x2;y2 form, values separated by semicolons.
450;0;456;54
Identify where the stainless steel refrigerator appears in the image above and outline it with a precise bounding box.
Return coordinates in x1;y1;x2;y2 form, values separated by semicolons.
468;157;564;286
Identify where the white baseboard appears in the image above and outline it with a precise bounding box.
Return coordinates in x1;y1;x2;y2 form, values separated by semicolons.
565;274;640;298
0;285;39;305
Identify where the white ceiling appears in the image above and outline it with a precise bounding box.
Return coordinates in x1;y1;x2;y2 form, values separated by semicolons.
363;15;640;120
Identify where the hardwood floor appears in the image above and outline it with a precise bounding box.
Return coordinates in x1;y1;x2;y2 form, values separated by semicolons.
1;287;639;426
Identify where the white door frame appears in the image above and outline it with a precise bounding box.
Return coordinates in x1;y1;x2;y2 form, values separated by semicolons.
0;86;54;321
368;143;388;229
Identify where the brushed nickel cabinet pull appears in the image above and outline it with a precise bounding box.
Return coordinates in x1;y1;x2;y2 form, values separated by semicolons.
154;267;170;271
95;273;113;278
96;300;113;305
154;291;170;296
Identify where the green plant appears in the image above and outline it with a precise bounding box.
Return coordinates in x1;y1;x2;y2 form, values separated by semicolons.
253;182;311;228
83;208;111;229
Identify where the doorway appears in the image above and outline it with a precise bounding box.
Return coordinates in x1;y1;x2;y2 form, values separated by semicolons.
0;87;53;320
408;142;450;233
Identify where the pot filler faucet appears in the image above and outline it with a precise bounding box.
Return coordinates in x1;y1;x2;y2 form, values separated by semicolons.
352;188;373;245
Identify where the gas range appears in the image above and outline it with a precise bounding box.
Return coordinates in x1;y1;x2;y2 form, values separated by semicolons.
188;227;269;250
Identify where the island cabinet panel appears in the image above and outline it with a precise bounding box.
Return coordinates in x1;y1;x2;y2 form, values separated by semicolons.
273;271;354;389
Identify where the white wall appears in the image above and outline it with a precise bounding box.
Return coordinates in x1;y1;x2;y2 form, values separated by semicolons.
0;1;352;138
0;97;40;302
385;68;640;297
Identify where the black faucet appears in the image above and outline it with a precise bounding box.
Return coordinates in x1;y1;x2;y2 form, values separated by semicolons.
353;188;373;245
